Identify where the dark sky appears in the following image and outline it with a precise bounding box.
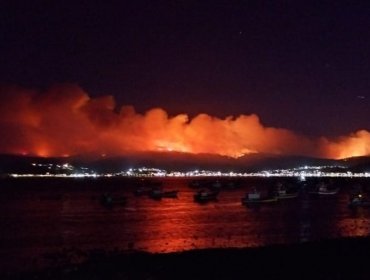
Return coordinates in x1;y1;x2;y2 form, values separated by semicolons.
1;1;369;137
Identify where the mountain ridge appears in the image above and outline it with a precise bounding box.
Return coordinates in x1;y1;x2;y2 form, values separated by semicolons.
1;152;369;174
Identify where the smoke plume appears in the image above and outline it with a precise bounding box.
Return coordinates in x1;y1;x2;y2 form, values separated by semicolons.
0;84;369;159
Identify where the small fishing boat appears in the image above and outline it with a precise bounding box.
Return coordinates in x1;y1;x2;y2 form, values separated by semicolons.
188;180;205;188
133;187;152;196
194;189;219;203
241;187;278;206
209;180;222;190
276;190;299;199
241;195;278;205
274;183;299;199
148;189;178;200
100;193;127;208
309;182;339;195
349;193;370;208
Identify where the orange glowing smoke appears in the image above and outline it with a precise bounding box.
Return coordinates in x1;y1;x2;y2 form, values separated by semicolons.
323;130;370;159
0;84;368;159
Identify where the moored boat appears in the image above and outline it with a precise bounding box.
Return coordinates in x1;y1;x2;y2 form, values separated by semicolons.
276;191;299;199
241;187;278;206
309;182;339;195
149;189;178;200
133;187;152;196
194;189;219;203
241;195;278;205
274;183;299;199
188;180;205;188
210;180;222;190
349;193;370;208
100;193;127;208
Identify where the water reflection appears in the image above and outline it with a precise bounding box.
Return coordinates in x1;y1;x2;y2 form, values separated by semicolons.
1;177;370;272
337;206;370;237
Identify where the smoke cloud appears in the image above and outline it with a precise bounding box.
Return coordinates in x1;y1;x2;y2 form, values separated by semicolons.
0;84;369;159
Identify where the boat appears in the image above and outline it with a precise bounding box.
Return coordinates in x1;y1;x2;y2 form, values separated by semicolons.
193;189;219;203
275;190;299;199
133;186;152;196
210;180;222;190
241;195;278;205
349;193;370;208
100;193;127;208
241;187;278;206
148;189;178;200
188;180;204;188
274;183;299;199
309;182;339;195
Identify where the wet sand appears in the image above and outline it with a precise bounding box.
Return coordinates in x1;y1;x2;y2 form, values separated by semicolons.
3;236;370;280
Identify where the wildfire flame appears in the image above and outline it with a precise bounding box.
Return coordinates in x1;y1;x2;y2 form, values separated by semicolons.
0;84;369;159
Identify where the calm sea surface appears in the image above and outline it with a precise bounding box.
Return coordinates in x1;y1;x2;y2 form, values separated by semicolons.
1;177;370;272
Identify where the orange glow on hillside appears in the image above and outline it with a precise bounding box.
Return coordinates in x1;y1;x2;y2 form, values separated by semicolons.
323;130;370;159
0;85;369;159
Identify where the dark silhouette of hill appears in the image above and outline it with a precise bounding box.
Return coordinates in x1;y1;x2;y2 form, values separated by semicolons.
339;156;370;172
0;154;67;174
80;152;341;173
0;152;362;174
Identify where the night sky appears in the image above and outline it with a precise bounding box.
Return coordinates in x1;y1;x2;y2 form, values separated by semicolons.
1;1;370;138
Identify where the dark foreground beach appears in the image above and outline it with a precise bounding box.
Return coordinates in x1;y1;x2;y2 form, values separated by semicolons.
3;237;370;280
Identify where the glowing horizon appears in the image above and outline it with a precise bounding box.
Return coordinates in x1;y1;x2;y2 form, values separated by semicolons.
0;84;369;160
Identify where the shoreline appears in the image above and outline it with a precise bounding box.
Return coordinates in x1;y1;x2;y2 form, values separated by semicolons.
3;236;370;279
